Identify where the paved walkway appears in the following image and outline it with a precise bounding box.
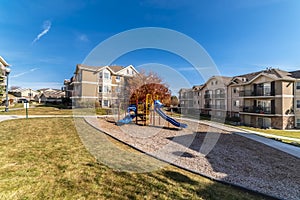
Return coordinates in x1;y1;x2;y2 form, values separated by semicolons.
0;115;73;122
181;118;300;159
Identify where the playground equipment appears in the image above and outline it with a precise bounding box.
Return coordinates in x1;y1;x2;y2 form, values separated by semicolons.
117;95;187;128
116;105;137;125
154;100;187;128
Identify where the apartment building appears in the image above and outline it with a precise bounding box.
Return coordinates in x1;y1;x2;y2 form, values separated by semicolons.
290;70;300;128
178;88;193;114
0;56;10;98
200;76;232;119
179;68;300;129
238;68;295;129
65;64;138;108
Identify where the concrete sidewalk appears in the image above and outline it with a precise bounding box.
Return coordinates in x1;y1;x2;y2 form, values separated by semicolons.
181;117;300;159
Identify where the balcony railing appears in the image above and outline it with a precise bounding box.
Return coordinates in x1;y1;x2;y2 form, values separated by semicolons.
214;94;225;98
213;105;226;109
239;90;274;97
204;104;212;108
204;94;211;99
241;106;274;114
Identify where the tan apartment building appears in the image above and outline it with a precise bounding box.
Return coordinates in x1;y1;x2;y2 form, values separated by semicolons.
65;64;138;108
238;68;295;129
179;68;300;129
0;56;10;98
200;76;231;119
290;70;300;128
178;88;193;114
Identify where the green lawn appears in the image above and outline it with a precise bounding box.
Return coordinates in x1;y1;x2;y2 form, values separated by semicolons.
238;126;300;139
0;118;268;200
0;104;111;116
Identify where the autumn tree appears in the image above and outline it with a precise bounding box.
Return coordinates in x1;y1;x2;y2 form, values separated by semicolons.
170;96;179;107
126;70;171;106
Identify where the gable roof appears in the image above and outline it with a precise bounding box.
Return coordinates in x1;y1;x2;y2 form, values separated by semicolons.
75;64;138;76
0;56;10;67
109;66;124;73
289;70;300;79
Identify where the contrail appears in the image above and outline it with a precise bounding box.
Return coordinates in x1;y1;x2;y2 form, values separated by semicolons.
32;20;51;44
11;68;40;78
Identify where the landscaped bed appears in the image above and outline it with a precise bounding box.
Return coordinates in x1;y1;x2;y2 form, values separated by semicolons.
85;117;300;200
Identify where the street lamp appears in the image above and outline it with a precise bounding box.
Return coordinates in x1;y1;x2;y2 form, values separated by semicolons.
5;67;11;112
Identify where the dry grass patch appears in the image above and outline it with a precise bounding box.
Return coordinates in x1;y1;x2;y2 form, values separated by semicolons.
0;118;267;199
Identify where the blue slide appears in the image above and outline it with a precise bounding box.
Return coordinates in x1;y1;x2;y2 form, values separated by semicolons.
117;105;137;125
154;100;187;128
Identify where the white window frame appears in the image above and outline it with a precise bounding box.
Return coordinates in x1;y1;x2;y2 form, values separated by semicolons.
297;100;300;109
296;82;300;90
104;72;110;79
103;100;109;107
296;118;300;127
234;100;239;107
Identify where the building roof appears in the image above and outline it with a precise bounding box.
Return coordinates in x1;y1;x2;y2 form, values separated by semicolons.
289;70;300;79
38;89;65;98
11;88;37;93
109;66;124;73
192;84;204;91
206;75;232;86
0;56;10;67
231;68;295;85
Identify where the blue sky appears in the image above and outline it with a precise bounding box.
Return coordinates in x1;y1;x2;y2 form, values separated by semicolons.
1;0;300;93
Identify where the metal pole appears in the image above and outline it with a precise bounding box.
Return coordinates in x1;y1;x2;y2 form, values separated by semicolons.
26;103;28;119
5;74;9;112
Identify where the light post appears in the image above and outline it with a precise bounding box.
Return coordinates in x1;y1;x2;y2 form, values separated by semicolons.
5;67;11;112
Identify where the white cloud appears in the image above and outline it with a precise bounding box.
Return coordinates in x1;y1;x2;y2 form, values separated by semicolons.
11;68;39;78
78;34;89;42
32;20;52;44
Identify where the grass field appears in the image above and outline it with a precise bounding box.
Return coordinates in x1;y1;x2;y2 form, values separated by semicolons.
238;126;300;139
0;117;268;199
0;104;112;116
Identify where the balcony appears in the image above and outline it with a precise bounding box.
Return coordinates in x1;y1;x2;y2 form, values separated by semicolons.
239;90;274;97
204;94;211;99
214;93;225;98
241;106;274;114
204;104;212;108
213;105;226;110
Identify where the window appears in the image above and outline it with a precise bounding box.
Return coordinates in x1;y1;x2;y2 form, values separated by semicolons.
234;100;239;107
297;100;300;108
104;72;110;79
215;81;218;85
99;72;102;78
116;76;121;82
103;100;109;107
233;87;239;93
297;82;300;90
297;119;300;127
103;86;111;93
98;86;102;93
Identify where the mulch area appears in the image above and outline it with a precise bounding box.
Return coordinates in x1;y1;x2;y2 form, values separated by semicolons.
84;117;300;200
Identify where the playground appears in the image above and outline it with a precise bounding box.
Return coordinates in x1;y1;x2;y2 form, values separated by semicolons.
116;94;187;128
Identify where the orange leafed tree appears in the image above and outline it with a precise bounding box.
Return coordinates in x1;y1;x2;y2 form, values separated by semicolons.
127;70;171;106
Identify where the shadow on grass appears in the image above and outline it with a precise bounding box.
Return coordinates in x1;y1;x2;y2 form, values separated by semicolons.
163;170;198;185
